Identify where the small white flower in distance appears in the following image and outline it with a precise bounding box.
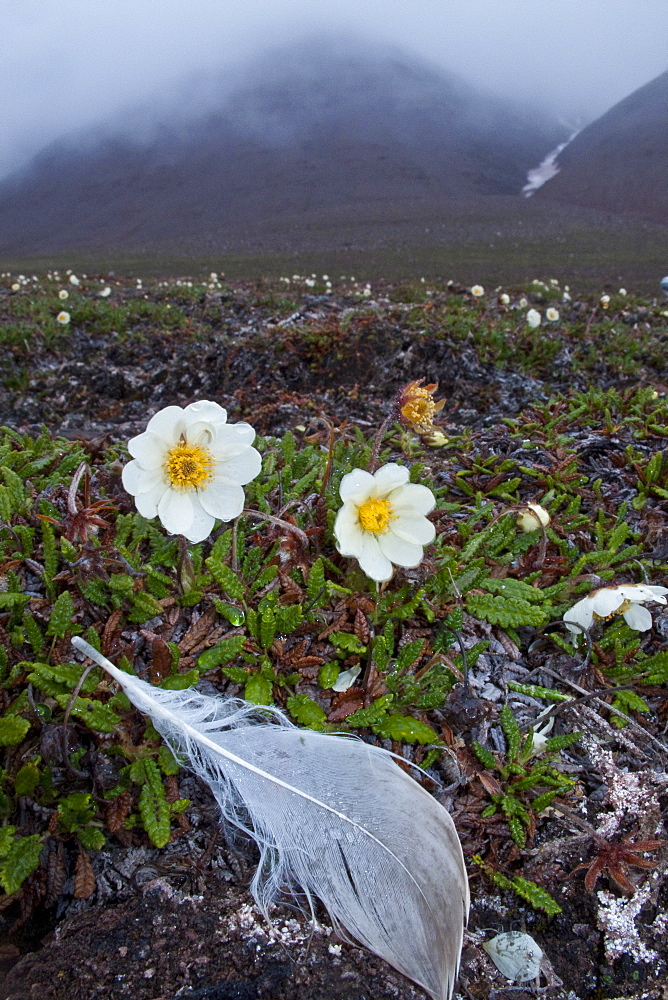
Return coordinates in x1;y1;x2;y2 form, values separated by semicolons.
518;297;528;308
334;464;436;582
529;717;554;755
58;289;69;300
11;282;20;291
618;288;627;296
56;311;71;325
546;307;559;322
526;309;541;328
516;502;550;532
99;286;112;298
564;584;668;634
471;284;484;297
69;274;80;286
122;401;262;544
600;294;610;307
563;292;571;302
499;293;510;305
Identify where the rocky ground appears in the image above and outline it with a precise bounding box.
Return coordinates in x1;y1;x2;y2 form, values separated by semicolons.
0;272;667;1000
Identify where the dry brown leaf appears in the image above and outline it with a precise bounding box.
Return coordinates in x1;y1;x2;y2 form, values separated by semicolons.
73;850;96;900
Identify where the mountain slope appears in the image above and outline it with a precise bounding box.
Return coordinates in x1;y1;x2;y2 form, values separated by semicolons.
536;69;668;223
0;38;567;256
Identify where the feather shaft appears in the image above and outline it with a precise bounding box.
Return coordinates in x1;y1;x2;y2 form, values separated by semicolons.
72;636;469;999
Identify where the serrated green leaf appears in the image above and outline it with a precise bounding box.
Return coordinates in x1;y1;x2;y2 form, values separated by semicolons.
0;833;42;894
46;590;77;638
373;713;436;745
0;716;30;746
286;694;327;728
318;662;341;689
160;669;199;690
14;763;40;796
205;556;245;599
197;635;246;671
473;741;497;770
244;673;273;704
511;875;562;916
306;557;325;604
128;590;164;623
0;593;31;610
135;758;171;848
500;705;522;758
481;577;544;603
53;695;120;733
346;694;394;728
466;592;549;628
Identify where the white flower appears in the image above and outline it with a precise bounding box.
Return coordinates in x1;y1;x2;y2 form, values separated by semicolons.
516;503;550;532
499;293;510;305
11;282;20;291
563;292;571;302
618;288;627;296
600;294;610;307
331;665;362;692
56;311;71;325
518;297;528;308
546;307;559;322
471;284;484;297
526;309;541;328
564;584;668;633
58;289;69;300
334;464;436;583
529;717;554;755
99;286;112;298
122;400;262;544
69;274;80;286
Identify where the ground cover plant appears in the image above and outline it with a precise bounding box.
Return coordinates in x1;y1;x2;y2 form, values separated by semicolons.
0;269;667;999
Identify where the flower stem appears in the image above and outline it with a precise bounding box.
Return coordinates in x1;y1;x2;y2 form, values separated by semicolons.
242;509;310;550
367;410;397;473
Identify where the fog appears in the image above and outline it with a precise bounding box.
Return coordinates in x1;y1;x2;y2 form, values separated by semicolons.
1;0;666;180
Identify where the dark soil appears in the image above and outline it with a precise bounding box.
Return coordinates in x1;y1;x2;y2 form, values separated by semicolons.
1;276;667;1000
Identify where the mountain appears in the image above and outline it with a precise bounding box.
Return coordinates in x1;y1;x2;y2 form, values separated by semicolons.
536;69;668;223
0;38;567;257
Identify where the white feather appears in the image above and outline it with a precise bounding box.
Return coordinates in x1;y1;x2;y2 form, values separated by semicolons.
72;637;469;1000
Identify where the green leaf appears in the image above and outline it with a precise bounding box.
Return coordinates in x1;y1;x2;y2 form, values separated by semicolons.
0;833;42;894
346;694;394;727
318;662;341;689
466;592;549;628
222;666;250;684
330;632;366;654
14;763;40;796
160;669;199;690
77;827;106;851
306;557;325;604
472;741;497;770
244;673;273;705
500;705;522;759
0;716;30;746
53;695;120;733
197;635;246;671
286;694;327;728
511;875;562;916
0;593;31;610
128;590;164;623
157;744;181;776
395;639;425;671
481;577;544;603
205;557;245;600
373;713;437;745
135;758;171;848
46;590;76;638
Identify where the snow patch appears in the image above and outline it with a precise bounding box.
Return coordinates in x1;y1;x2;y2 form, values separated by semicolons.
522;129;580;197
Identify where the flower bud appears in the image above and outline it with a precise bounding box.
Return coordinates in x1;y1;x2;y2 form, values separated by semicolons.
516;503;550;532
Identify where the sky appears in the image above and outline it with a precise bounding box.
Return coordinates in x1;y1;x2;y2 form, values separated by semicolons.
1;0;667;180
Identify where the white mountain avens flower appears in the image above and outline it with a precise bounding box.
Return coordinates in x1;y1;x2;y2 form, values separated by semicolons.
334;464;436;583
56;311;71;325
99;286;112;298
499;293;510;305
471;284;484;297
69;274;80;286
546;307;559;322
516;503;550;532
58;289;69;300
600;294;610;308
526;309;541;328
564;584;668;634
122;400;262;544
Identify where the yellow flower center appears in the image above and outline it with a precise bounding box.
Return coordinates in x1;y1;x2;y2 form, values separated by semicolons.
401;396;434;430
358;497;396;534
593;599;632;622
164;440;214;491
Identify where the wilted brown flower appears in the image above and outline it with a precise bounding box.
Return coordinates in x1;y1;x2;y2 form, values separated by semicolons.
398;379;445;434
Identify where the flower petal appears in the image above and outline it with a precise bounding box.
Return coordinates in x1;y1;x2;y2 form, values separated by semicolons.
372;463;410;494
214;447;263;486
333;504;363;555
184;495;216;543
127;431;168;468
589;587;625;617
157;489;194;537
134;482;169;519
391;512;435;546
339;468;376;503
563;597;594;633
198;480;246;521
146;405;185;441
183;400;228;427
623;604;653;631
390;482;436;515
377;531;424;568
209;422;258;458
356;533;394;582
122;460;164;496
